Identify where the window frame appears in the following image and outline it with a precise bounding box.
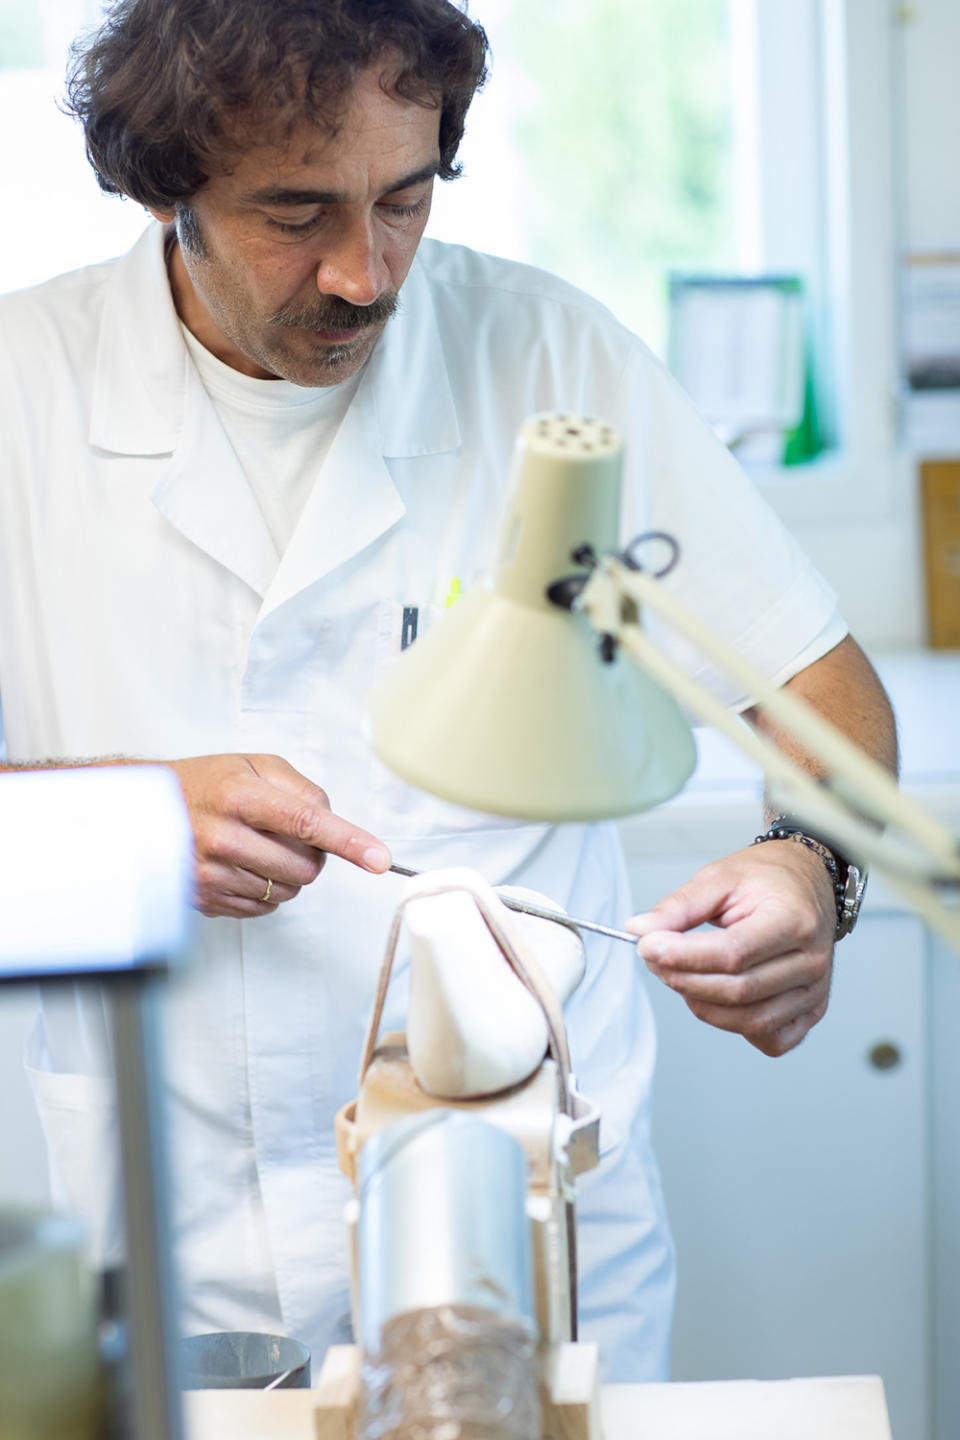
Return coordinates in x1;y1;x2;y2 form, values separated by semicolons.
745;0;901;522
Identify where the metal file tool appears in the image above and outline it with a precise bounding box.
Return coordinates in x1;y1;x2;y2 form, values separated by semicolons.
388;864;640;945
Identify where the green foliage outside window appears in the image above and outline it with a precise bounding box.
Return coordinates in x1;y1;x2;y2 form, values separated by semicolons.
502;0;736;352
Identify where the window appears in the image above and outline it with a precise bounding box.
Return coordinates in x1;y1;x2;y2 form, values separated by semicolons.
0;0;148;294
427;0;743;360
426;0;898;501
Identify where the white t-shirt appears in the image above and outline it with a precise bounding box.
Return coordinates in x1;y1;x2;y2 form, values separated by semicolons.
180;323;360;558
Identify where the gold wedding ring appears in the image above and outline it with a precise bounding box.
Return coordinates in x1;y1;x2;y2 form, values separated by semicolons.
261;878;273;904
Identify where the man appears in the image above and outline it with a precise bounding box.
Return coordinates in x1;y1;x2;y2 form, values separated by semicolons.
0;0;895;1382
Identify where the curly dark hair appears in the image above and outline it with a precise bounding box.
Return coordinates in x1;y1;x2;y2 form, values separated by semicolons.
65;0;489;210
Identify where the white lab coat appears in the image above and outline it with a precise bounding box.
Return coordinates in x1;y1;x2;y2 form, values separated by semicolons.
0;225;843;1380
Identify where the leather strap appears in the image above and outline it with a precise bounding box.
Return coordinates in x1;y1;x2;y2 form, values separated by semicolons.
358;872;574;1115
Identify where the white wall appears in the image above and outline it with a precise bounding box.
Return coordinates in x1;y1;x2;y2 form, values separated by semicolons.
780;458;926;649
901;0;960;251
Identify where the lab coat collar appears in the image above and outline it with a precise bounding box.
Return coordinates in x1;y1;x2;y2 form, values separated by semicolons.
88;225;461;461
89;224;188;456
257;391;405;618
151;365;280;599
362;244;461;459
88;225;461;603
257;258;462;610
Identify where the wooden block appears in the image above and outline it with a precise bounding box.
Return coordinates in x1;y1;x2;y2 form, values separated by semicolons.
347;1035;559;1190
541;1342;602;1440
312;1345;361;1440
921;460;960;647
183;1389;318;1440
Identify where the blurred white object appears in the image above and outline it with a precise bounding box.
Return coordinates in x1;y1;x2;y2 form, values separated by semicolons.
0;763;195;1440
0;765;194;977
498;886;588;1002
405;874;586;1099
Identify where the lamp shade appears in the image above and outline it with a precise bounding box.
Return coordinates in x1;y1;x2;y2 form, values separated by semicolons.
365;414;697;822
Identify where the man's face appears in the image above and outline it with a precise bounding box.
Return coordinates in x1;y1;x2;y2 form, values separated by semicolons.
156;65;441;386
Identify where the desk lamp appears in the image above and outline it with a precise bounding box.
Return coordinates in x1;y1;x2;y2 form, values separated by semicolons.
0;765;194;1440
366;413;960;951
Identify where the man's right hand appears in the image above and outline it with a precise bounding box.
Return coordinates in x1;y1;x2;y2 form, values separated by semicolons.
167;754;391;918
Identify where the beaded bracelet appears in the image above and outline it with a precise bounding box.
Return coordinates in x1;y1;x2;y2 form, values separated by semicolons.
751;821;847;940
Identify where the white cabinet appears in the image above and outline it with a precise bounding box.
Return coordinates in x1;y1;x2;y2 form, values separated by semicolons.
630;892;929;1440
617;650;960;1440
929;933;960;1440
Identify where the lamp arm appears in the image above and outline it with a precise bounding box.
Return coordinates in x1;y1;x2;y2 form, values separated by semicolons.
578;559;960;950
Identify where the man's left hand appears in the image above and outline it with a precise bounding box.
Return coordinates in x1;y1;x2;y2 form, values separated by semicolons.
627;841;836;1057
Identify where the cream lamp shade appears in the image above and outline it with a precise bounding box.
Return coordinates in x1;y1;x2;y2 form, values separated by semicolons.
364;413;697;822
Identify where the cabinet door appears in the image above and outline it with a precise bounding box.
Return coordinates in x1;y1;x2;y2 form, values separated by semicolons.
929;933;960;1440
638;905;928;1440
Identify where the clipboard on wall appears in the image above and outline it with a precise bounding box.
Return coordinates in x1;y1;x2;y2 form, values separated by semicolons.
667;274;822;466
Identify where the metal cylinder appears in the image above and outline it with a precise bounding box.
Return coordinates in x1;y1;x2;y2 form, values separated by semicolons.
179;1332;311;1389
357;1110;534;1353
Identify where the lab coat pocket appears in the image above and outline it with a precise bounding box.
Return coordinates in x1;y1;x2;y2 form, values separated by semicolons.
24;1057;124;1267
369;598;546;857
368;598;451;831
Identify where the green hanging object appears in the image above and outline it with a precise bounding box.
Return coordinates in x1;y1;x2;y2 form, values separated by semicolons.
668;271;824;467
782;332;823;465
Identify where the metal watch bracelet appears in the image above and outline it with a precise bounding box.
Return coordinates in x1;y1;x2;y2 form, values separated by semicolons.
751;814;866;941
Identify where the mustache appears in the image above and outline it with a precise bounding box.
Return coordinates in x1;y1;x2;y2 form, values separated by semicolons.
269;291;400;331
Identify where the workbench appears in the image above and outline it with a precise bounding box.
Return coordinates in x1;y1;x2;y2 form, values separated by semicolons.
184;1372;893;1439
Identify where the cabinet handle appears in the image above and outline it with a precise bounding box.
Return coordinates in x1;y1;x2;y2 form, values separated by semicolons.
867;1041;902;1071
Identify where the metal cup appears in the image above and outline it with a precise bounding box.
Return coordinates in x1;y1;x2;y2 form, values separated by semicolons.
357;1110;535;1352
179;1331;311;1389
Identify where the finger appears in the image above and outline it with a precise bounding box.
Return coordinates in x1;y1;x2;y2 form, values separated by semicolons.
648;948;829;1007
246;757;364;866
233;783;391;873
226;868;302;907
193;860;301;909
248;754;331;801
266;831;332;866
681;981;829;1056
626;871;734;939
198;895;281;920
768;1010;825;1056
231;830;327;888
637;902;798;975
196;827;322;891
